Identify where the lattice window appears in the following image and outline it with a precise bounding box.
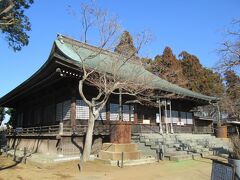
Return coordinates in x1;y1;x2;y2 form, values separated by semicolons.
130;105;134;121
110;103;119;121
186;112;193;124
180;112;187;124
123;104;130;121
172;110;179;123
157;110;179;123
76;100;89;120
166;110;171;123
55;100;70;121
97;104;106;121
109;104;132;121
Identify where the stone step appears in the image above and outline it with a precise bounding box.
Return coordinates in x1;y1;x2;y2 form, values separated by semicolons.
136;143;157;158
169;153;201;161
150;145;163;150
169;154;192;161
166;143;180;148
145;141;155;146
164;147;177;153
173;144;181;148
166;150;188;156
190;148;209;153
139;137;147;143
134;133;230;160
191;153;202;160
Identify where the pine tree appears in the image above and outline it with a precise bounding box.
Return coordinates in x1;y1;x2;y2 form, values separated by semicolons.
0;0;34;51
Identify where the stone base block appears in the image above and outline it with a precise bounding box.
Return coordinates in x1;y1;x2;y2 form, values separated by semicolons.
99;143;141;160
102;143;138;152
99;150;141;160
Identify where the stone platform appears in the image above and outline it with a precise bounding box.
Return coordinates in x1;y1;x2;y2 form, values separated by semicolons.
95;157;156;166
98;143;141;160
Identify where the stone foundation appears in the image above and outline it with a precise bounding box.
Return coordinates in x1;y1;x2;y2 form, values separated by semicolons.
98;143;141;160
7;135;107;156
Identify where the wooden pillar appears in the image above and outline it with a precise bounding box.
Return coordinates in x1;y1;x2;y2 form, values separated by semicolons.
134;104;138;124
70;87;76;131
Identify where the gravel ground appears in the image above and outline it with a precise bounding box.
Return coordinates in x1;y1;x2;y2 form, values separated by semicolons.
0;155;213;180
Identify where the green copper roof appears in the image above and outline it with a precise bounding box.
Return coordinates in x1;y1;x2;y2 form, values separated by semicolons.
55;35;218;102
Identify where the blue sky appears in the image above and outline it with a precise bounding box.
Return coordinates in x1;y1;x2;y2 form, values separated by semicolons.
0;0;239;98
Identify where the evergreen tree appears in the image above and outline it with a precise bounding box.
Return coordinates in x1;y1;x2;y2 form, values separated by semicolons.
151;47;187;86
179;51;224;96
0;0;34;51
115;31;137;57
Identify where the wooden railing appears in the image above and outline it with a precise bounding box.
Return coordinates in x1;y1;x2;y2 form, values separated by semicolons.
173;125;193;133
194;126;213;134
7;124;111;136
131;124;160;134
63;124;110;135
63;125;88;135
8;125;60;135
7;124;213;136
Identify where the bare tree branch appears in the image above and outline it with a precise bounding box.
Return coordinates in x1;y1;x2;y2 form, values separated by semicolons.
216;20;240;72
67;1;153;162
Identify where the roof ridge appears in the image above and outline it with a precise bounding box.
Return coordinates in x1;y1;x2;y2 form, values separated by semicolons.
57;34;142;65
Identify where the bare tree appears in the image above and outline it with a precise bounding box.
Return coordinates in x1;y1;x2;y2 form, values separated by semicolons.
220;95;240;121
217;20;240;72
68;2;153;162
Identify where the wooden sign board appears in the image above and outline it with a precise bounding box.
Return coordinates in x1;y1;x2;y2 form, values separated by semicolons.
142;120;150;124
211;159;235;180
177;122;184;126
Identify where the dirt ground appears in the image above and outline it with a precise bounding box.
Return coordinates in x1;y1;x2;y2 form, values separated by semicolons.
0;156;213;180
